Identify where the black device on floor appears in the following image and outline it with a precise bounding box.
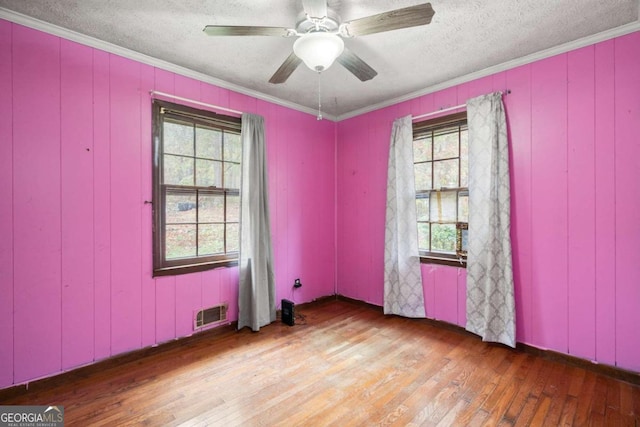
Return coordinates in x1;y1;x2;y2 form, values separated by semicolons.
281;299;295;326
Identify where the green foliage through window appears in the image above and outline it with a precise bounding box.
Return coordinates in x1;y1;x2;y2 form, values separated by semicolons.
152;100;242;276
413;112;468;264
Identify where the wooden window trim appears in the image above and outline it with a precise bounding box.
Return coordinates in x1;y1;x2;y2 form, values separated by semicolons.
414;112;468;268
152;99;241;277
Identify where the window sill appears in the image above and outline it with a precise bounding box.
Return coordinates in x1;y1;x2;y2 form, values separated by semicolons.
153;258;238;277
419;255;467;268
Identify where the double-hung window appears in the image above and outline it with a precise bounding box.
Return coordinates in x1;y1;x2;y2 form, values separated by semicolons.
152;100;241;276
413;112;468;266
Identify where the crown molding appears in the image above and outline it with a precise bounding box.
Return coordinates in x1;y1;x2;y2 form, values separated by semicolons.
337;21;640;121
0;8;338;122
2;7;638;123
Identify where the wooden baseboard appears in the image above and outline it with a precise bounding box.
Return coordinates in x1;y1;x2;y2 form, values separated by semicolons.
335;294;640;386
2;294;637;401
0;321;238;401
0;294;339;400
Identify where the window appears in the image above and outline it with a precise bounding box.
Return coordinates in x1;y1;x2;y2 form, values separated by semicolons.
152;100;241;276
413;112;468;266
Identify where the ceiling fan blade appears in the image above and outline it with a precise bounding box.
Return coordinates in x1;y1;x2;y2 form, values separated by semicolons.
269;52;302;84
302;0;328;19
203;25;290;37
336;48;377;82
343;3;435;37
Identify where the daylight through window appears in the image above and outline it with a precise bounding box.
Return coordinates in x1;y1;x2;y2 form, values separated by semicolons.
413;112;468;266
152;100;241;276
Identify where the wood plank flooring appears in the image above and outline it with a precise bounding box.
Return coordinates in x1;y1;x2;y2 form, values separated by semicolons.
2;298;639;426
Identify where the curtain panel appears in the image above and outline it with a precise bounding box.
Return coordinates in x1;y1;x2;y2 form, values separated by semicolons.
383;115;426;318
238;113;276;332
465;92;516;347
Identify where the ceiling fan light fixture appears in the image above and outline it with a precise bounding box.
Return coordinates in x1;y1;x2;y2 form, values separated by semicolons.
293;32;344;72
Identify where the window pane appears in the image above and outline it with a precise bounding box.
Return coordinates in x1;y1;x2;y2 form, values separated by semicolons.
166;192;196;223
198;224;224;255
224;132;242;162
414;162;432;191
430;191;457;222
199;193;224;223
433;130;459;160
224;162;241;189
431;223;456;253
417;222;430;251
164;155;194;186
166;224;196;259
226;223;239;252
433;159;458;189
164;120;194;156
413;136;432;162
460;129;468;187
196;159;222;187
227;194;240;222
458;193;469;222
416;197;429;221
196;126;222;160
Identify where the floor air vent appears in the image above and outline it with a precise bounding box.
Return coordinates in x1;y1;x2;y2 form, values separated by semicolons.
195;303;228;330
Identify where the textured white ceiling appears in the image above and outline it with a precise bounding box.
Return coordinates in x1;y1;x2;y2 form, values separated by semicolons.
0;0;638;119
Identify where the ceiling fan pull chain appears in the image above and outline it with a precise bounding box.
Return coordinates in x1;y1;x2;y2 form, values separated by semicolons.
317;71;323;121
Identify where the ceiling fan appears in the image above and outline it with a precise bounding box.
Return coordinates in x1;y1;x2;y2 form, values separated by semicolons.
203;1;435;84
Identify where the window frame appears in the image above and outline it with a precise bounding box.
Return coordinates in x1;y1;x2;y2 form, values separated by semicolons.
413;112;468;267
152;99;241;277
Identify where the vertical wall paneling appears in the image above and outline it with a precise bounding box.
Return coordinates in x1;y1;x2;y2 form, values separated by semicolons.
175;274;202;337
0;20;14;388
270;105;287;304
109;55;143;354
457;269;467;327
60;39;95;369
92;49;112;360
421;265;436;318
3;22;337;388
173;75;204;337
12;26;63;383
434;266;458;325
613;32;640;371
153;69;177;344
336;32;640;372
367;109;392;305
530;54;569;353
505;64;533;345
336;114;368;301
140;64;156;348
593;39;616;366
567;46;597;361
285;111;305;300
229;91;257;114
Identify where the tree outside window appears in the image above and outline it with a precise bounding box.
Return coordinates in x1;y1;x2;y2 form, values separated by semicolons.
413;112;468;266
152;100;241;276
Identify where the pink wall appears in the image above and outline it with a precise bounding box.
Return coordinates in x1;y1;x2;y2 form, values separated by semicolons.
0;20;336;389
336;31;640;372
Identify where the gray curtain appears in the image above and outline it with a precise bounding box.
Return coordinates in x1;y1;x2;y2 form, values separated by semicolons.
465;92;516;347
238;113;276;331
383;115;426;318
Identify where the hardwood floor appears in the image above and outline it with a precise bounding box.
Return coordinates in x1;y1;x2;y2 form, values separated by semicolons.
2;298;639;426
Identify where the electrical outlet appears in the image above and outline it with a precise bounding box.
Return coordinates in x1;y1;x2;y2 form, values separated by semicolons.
294;278;302;288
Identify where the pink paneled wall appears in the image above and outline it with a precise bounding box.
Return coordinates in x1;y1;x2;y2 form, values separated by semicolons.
337;32;640;372
0;20;336;389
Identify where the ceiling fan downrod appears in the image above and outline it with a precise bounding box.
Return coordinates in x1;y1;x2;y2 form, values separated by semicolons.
317;71;323;121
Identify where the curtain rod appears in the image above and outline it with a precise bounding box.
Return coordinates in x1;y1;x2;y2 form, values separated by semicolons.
149;90;243;116
412;90;511;121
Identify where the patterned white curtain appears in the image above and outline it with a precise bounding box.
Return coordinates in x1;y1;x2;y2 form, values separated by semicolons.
465;92;516;347
238;113;276;331
383;116;426;318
